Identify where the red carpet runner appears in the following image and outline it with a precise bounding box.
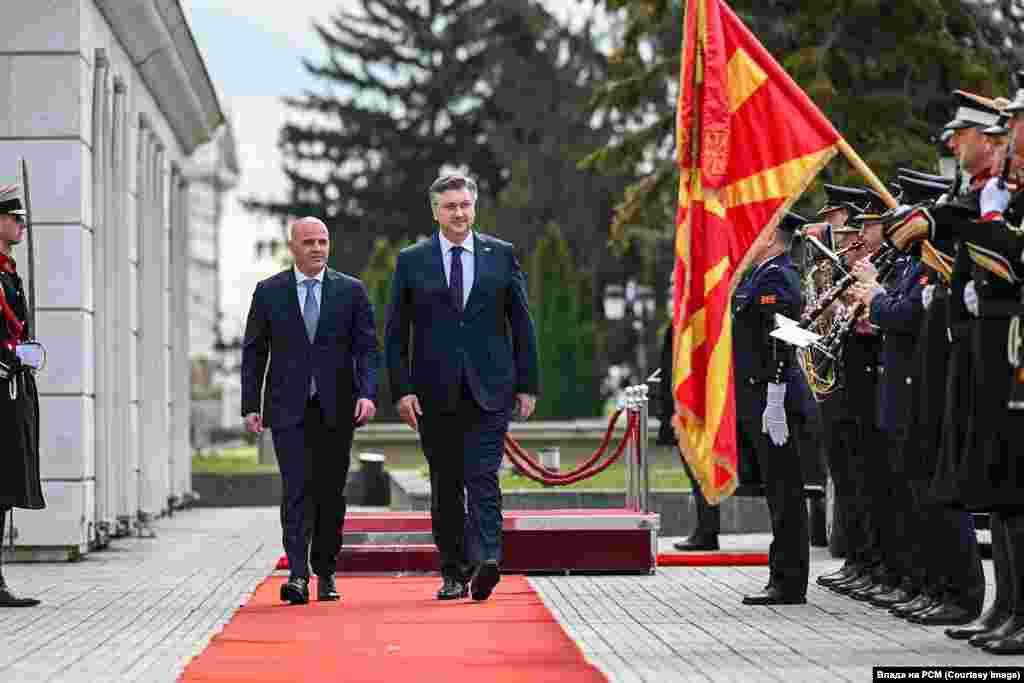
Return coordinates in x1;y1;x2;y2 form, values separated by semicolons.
178;575;606;683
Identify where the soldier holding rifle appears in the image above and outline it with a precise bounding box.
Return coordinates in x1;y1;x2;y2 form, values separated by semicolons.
0;182;44;608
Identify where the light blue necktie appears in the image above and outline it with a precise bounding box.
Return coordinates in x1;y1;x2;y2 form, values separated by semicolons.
303;279;319;396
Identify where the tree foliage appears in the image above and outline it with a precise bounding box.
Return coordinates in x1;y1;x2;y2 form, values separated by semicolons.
245;0;625;278
586;0;1012;243
529;223;603;418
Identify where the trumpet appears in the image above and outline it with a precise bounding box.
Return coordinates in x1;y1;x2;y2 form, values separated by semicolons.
799;244;897;329
817;254;902;359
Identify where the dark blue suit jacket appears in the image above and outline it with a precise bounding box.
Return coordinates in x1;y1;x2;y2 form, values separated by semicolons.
241;268;378;430
385;232;540;413
868;256;925;434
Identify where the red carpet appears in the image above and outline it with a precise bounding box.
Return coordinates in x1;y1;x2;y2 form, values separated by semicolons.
178;575;606;683
657;552;769;566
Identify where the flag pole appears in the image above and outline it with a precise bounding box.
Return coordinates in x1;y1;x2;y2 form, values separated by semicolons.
837;138;899;209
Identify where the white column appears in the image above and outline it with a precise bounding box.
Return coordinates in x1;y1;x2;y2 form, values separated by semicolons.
170;174;192;499
138;128;170;518
109;76;134;534
91;49;114;539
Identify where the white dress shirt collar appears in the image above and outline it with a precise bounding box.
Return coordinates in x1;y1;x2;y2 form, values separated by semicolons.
294;266;325;286
438;230;475;255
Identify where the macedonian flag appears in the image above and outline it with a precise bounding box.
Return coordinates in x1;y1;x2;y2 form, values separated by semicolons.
673;0;842;503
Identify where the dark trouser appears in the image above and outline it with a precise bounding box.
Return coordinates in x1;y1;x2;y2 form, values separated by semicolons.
419;385;510;577
737;416;808;594
271;397;353;579
0;508;6;582
826;419;865;565
679;449;720;538
909;480;985;604
1004;511;1024;617
990;514;1013;614
873;431;915;586
855;422;886;572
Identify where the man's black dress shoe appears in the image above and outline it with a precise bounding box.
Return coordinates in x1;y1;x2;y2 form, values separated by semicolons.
317;574;341;602
984;625;1024;654
436;575;468;600
0;584;40;608
741;587;806;606
946;606;1011;640
869;586;916;608
831;574;874;594
817;565;858;587
280;577;310;605
849;583;892;602
969;615;1024;647
672;535;719;552
891;594;936;618
908;601;981;626
471;561;501;602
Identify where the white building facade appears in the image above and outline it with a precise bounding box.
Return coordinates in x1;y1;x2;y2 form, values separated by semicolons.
1;0;226;558
185;126;239;445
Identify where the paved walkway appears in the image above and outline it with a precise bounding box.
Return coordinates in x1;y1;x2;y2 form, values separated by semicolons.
0;508;1009;682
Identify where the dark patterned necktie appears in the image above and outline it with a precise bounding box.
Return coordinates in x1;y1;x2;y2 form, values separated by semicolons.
449;245;464;312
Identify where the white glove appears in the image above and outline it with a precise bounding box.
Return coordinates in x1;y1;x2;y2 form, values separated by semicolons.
921;284;936;311
762;382;790;447
981;177;1012;216
964;281;980;317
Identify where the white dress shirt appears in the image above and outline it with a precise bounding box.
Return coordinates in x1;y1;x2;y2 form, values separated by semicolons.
438;231;475;307
294;266;325;315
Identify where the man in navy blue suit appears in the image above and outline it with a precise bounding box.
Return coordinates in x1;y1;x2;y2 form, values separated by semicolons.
242;217;378;605
385;174;540;602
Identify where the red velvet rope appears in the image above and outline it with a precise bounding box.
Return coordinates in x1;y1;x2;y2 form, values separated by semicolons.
502;412;638;486
503;409;625;479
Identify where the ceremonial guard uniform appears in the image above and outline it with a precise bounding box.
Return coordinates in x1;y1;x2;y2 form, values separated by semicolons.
841;247;926;608
0;184;44;608
807;186;886;590
732;214;810;605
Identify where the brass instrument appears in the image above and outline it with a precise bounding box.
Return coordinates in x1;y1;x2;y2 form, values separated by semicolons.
800;244;896;328
797;241;896;401
818;254;902;361
796;232;863;400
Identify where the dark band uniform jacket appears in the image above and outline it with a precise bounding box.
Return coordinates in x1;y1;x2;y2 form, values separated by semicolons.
868;255;926;437
241;268;378;429
0;252;44;510
732;252;813;423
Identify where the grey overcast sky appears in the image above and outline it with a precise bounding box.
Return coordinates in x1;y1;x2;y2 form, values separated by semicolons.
179;0;608;338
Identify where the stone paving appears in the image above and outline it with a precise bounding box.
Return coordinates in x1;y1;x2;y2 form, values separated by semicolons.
0;507;1013;682
532;535;1010;682
0;507;281;683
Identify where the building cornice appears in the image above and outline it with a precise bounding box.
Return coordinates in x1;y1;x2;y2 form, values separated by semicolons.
94;0;224;154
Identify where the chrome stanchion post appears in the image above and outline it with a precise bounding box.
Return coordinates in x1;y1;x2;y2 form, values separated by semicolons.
623;386;637;511
637;384;650;514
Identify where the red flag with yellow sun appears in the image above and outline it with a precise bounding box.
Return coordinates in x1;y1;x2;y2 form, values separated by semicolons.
672;0;842;503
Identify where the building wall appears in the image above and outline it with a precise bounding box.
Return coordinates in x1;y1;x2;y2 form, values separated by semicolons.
0;0;223;555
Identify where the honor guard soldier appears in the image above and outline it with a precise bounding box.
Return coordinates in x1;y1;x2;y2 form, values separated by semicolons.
884;91;1007;631
905;85;1024;653
0;184;44;608
732;211;812;605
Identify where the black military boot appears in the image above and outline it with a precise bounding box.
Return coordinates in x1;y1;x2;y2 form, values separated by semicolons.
948;514;1011;640
0;564;39;608
981;512;1024;653
0;510;40;608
